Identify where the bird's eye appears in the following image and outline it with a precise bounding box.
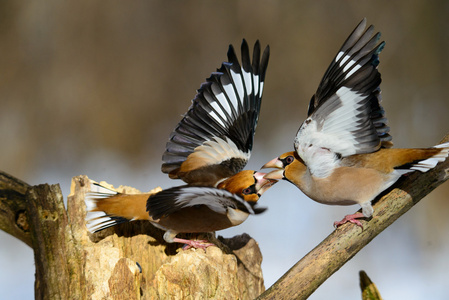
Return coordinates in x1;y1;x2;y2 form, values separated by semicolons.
242;187;252;195
285;155;294;164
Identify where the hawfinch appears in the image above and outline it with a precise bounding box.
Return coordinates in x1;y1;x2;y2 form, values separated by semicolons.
85;40;276;249
262;19;449;228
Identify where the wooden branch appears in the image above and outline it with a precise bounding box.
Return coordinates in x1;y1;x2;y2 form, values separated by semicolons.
0;174;265;299
258;134;449;299
0;171;32;247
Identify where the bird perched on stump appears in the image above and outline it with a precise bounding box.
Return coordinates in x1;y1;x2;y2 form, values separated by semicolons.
85;40;275;249
262;18;449;228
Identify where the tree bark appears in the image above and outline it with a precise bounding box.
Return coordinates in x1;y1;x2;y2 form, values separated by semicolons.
0;174;264;299
0;172;31;247
257;134;449;300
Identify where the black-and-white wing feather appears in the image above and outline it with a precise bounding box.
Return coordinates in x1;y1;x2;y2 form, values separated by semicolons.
161;40;270;185
146;186;267;220
294;19;391;177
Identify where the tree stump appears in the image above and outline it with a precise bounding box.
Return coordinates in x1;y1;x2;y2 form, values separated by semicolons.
1;173;265;299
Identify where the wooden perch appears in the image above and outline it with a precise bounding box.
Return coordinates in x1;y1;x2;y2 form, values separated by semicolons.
0;174;264;299
0;172;31;247
257;134;449;299
1;135;448;299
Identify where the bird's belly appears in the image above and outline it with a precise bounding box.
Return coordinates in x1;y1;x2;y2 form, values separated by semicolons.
301;167;390;206
156;206;246;233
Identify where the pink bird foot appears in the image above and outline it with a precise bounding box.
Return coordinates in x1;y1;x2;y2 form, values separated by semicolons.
334;212;365;228
173;238;214;250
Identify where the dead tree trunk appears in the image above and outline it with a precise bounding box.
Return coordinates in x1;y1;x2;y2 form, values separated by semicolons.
0;174;264;299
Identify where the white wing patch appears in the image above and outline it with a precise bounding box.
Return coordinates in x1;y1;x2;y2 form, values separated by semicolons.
209;95;229;127
175;187;255;215
214;92;232;116
253;74;259;95
230;69;244;104
191;136;250;165
295;87;372;177
209;111;225;128
322;87;366;142
336;51;362;79
335;51;345;63
242;69;252;95
207;66;256;126
222;82;239;113
295;87;369;177
325;88;367;153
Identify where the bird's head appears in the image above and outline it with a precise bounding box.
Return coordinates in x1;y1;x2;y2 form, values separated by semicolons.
217;170;278;203
262;151;306;184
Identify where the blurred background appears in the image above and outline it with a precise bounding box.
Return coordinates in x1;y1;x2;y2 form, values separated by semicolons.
1;1;448;299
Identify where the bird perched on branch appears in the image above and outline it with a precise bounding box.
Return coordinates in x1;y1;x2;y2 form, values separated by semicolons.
85;40;275;249
262;18;449;228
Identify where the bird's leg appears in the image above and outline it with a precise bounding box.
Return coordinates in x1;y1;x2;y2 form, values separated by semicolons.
333;212;365;228
173;238;215;250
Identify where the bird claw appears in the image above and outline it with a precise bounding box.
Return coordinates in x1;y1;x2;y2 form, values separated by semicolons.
334;212;365;229
173;238;215;250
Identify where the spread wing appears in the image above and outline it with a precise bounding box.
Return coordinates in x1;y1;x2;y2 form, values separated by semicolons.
161;40;270;186
294;19;391;177
146;185;267;220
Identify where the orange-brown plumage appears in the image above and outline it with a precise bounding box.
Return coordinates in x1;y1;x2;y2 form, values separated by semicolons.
262;19;449;227
218;170;257;193
217;170;276;203
85;40;274;249
92;193;152;221
265;145;449;227
343;148;445;172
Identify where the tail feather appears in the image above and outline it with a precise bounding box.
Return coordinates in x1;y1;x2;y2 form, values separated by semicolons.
85;181;153;233
409;142;449;173
85;182;129;233
86;212;130;233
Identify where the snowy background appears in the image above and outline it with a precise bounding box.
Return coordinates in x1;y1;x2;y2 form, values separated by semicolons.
1;1;449;299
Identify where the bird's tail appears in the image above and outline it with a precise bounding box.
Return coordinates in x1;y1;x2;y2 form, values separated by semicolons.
394;142;449;174
408;142;449;172
85;182;153;233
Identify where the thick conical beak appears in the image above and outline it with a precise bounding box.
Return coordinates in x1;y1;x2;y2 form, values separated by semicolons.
261;157;283;169
253;171;277;195
264;169;285;180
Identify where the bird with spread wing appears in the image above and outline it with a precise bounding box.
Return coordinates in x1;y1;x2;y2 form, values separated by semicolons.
85;40;275;249
263;19;449;228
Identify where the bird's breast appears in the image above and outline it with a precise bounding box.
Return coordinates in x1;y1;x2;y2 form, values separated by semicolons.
298;166;392;206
